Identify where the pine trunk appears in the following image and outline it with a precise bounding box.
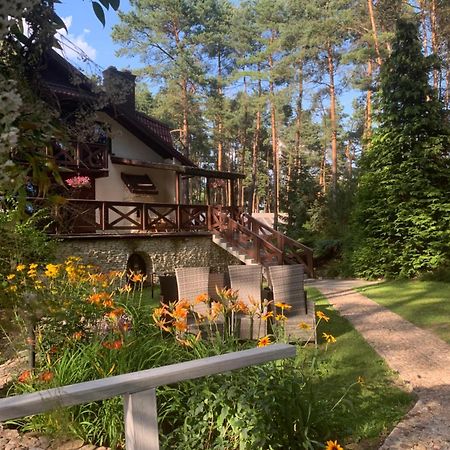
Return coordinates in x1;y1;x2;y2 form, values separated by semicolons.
367;0;382;66
430;0;439;89
327;43;338;192
250;75;262;213
419;0;428;55
217;53;224;171
269;50;279;230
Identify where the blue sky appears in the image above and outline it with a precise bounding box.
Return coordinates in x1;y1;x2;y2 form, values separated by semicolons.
54;0;136;75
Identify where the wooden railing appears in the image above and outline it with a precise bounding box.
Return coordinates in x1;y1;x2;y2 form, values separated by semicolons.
242;214;314;277
43;200;239;235
0;344;295;450
212;210;314;277
49;142;108;170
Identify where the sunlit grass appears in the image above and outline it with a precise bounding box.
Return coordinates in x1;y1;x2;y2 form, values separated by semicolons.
358;281;450;343
303;287;413;449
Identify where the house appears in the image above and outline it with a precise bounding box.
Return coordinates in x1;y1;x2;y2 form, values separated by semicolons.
33;51;313;278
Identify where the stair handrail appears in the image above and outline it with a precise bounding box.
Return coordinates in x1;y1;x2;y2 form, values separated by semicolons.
214;211;283;265
242;214;314;277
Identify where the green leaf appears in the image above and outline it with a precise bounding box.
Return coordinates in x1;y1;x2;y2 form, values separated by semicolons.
98;0;110;10
92;1;106;27
109;0;120;10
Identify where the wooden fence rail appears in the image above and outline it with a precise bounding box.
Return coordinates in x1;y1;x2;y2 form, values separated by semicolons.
0;344;296;450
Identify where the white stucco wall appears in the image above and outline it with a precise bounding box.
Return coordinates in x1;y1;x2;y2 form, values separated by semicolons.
97;112;173;164
95;159;176;204
94;112;177;204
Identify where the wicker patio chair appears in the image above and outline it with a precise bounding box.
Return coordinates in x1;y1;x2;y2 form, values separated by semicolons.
208;272;227;302
175;267;210;316
228;265;267;339
268;265;316;343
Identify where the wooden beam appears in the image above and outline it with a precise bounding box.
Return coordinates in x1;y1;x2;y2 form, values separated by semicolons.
124;389;159;450
0;344;296;421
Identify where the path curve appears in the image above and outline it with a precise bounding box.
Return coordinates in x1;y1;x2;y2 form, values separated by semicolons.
308;279;450;450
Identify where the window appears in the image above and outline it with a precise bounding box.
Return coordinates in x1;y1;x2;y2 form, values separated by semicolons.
121;173;158;195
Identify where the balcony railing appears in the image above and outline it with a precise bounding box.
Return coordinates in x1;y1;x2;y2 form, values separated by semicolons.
41;199;239;235
48;142;108;170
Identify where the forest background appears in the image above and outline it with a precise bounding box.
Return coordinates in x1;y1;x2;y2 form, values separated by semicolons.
110;0;450;276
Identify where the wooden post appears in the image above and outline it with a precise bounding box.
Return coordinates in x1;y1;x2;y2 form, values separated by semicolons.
124;388;159;450
102;202;108;231
229;179;236;216
175;173;181;205
206;178;211;206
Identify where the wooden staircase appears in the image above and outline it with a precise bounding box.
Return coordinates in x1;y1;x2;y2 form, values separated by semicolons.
210;209;314;278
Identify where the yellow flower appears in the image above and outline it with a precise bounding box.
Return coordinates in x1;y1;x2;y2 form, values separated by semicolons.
298;322;311;330
357;376;364;385
27;269;37;279
316;311;330;322
29;263;38;270
8;285;18;292
274;301;292;310
45;263;60;278
6;274;15;281
34;280;44;290
257;335;271;347
325;440;344;450
322;332;336;344
261;311;273;321
16;264;26;272
275;314;287;322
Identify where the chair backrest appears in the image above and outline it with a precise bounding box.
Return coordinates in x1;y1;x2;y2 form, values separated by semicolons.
208;272;227;302
228;265;262;307
268;265;306;314
175;267;210;314
159;275;178;302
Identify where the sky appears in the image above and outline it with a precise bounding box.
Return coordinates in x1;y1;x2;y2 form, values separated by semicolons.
54;0;136;76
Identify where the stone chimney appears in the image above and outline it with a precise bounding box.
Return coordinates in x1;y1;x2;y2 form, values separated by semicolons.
103;66;136;111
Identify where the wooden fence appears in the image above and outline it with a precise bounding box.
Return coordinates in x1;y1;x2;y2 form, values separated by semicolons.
0;344;295;450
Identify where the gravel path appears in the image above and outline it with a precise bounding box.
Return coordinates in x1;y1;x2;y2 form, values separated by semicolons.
308;279;450;450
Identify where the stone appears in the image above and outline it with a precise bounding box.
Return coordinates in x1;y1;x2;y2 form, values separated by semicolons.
54;439;84;450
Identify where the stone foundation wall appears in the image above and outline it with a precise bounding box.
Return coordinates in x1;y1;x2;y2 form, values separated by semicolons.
56;234;241;275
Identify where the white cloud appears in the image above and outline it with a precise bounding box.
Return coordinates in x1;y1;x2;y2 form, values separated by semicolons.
55;16;97;62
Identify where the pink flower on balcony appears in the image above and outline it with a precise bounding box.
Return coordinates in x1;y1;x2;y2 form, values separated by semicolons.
66;176;91;189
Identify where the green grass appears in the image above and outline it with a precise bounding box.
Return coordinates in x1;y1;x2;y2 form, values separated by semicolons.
357;280;450;344
303;288;413;449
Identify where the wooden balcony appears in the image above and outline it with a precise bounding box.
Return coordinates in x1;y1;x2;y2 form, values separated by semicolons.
48;142;108;171
44;199;239;236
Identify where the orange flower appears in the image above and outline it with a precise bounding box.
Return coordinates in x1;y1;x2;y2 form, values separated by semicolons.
108;307;125;319
73;331;83;341
174;320;188;332
298;322;311;330
102;339;123;350
325;440;344;450
18;370;32;383
257;335;271;347
233;300;249;314
130;272;146;283
316;311;330;322
39;371;54;382
195;293;209;304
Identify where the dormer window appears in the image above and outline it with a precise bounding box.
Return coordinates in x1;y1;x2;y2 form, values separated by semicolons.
121;173;158;195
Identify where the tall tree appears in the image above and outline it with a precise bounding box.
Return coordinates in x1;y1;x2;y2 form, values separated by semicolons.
112;0;204;159
353;19;450;278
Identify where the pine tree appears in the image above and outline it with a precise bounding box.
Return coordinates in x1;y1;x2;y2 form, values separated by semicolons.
353;19;450;278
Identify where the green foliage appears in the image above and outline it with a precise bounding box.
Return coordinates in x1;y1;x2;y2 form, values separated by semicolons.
0;203;55;278
352;19;450;279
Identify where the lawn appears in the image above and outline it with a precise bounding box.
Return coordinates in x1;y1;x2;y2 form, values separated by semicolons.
304;288;413;449
357;281;450;344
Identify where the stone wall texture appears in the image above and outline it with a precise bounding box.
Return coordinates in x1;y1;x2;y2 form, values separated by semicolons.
56;234;240;275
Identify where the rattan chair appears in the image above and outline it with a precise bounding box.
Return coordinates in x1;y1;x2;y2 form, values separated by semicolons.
228;265;267;339
175;267;210;316
268;265;316;343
